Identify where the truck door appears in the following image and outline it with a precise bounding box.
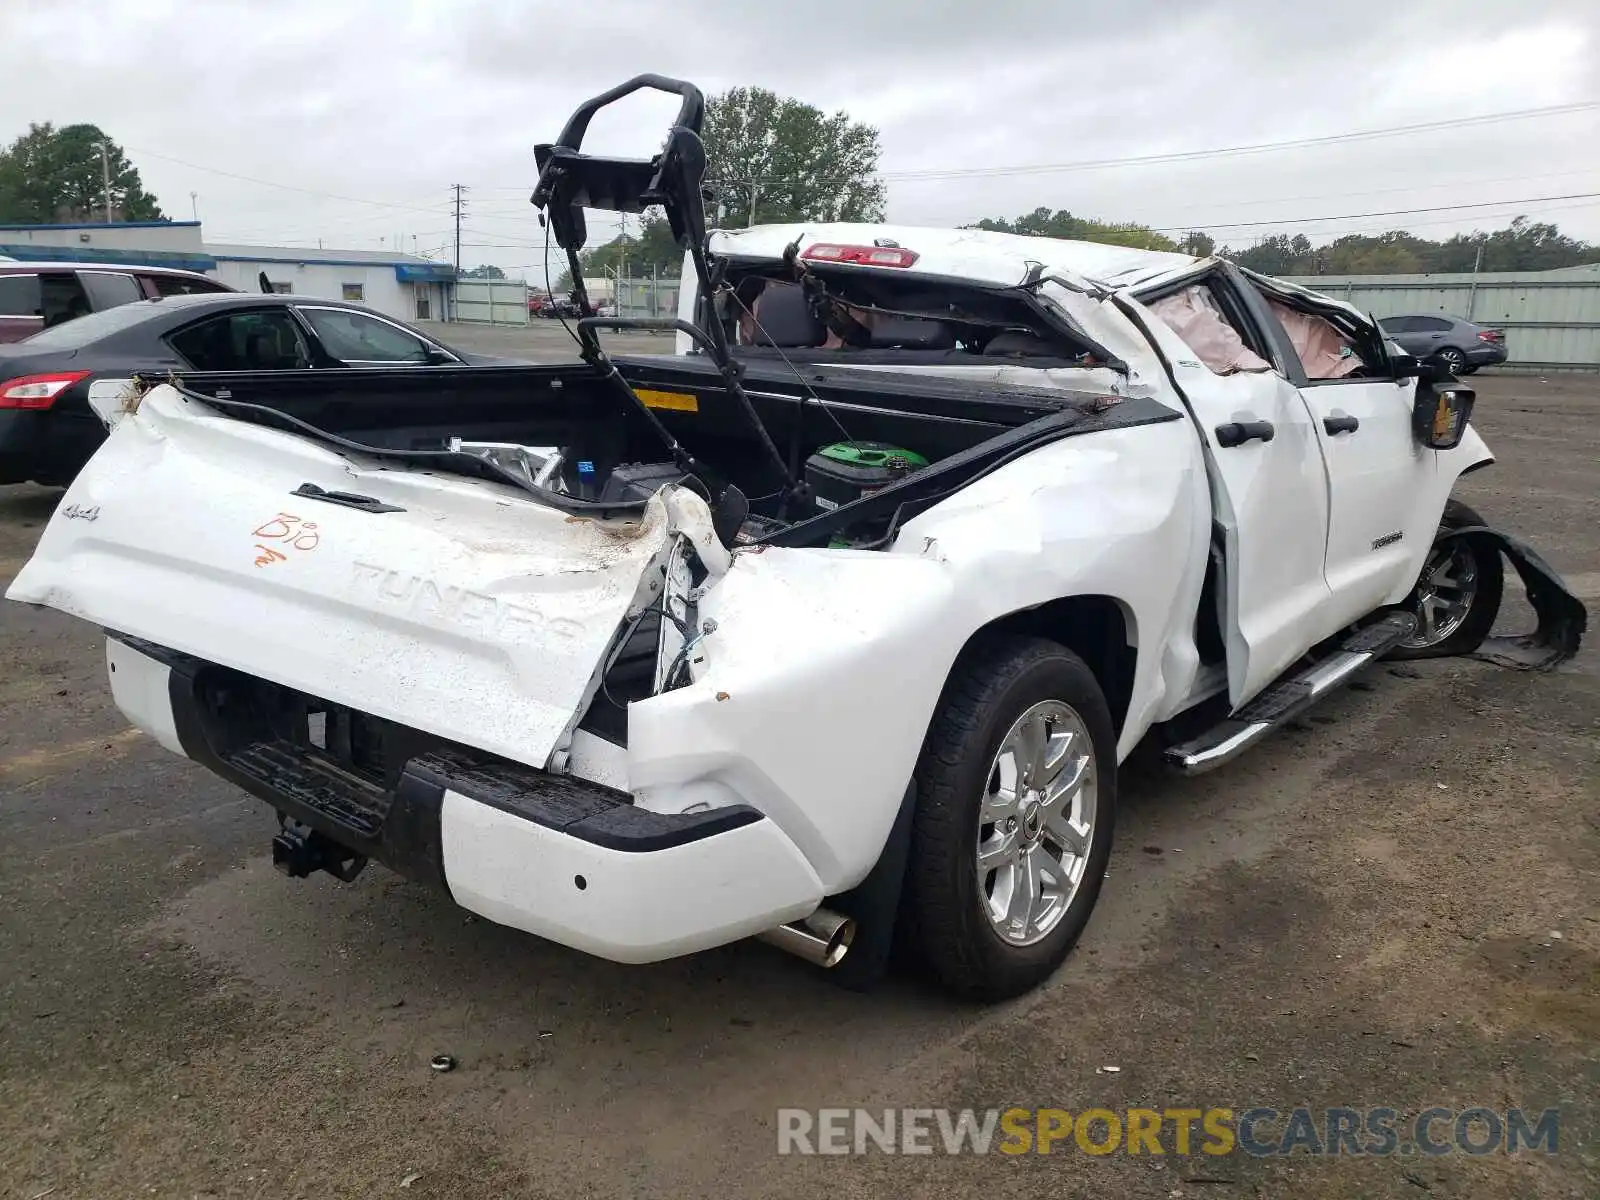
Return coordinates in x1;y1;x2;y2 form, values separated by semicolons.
1234;271;1442;630
1120;267;1335;706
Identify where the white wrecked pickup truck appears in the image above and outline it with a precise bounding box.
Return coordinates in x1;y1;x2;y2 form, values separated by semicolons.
8;76;1586;1000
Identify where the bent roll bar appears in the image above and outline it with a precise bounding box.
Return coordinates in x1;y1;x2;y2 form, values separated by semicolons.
533;75;806;516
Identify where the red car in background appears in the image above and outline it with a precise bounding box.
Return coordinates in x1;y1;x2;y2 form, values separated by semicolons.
0;261;235;343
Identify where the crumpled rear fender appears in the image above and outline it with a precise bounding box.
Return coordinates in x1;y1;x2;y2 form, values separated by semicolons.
624;420;1209;892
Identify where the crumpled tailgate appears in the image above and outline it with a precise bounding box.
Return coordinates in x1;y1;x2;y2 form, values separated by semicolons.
6;386;676;768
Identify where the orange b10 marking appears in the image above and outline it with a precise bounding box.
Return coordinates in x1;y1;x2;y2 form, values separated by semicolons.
252;512;321;567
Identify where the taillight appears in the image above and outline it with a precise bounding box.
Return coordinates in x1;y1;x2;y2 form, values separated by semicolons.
1477;329;1504;343
0;371;92;410
800;243;920;268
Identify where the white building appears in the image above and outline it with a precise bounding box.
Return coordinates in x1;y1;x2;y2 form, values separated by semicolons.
206;244;455;323
0;219;214;273
0;220;456;324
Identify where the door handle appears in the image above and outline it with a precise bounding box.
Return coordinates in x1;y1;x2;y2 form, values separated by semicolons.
291;482;406;513
1323;414;1360;435
1214;420;1276;448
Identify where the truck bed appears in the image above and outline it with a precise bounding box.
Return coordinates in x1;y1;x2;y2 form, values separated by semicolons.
159;354;1108;451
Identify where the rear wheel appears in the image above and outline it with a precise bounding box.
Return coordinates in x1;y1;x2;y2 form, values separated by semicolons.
1433;346;1467;376
1391;499;1503;659
907;637;1116;1001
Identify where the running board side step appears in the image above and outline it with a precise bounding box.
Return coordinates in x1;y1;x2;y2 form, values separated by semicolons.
1164;611;1417;775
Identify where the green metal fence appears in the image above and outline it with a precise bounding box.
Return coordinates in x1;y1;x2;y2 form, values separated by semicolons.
1281;266;1600;372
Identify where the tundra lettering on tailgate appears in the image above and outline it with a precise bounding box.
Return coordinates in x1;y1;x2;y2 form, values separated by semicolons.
351;561;586;642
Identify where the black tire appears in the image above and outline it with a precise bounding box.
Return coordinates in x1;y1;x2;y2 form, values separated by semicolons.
1390;499;1503;660
1433;346;1467;376
906;636;1117;1001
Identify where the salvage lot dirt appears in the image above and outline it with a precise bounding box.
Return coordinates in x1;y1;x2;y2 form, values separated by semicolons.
1;368;1596;1199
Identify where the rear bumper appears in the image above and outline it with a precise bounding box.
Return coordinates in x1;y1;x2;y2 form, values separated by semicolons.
1463;343;1508;366
106;635;825;962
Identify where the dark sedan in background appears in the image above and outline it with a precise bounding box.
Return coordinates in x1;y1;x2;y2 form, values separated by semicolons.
1378;313;1508;375
0;292;517;487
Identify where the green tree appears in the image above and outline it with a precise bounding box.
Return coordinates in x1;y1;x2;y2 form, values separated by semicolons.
969;206;1181;252
1219;218;1597;277
0;123;165;223
1455;217;1593;272
1222;233;1313;275
702;87;885;227
459;263;506;279
1178;230;1216;258
633;214;682;275
563;212;685;286
1318;231;1429;275
549;210;684;297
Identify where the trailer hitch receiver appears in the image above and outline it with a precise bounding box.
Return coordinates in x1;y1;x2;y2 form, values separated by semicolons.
272;817;368;883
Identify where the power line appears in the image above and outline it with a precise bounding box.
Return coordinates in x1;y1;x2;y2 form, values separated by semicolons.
1213;197;1600;246
1135;166;1600;220
672;100;1600;193
201;192;456;234
871;101;1600;184
1147;191;1600;235
124;145;455;216
126;99;1596;239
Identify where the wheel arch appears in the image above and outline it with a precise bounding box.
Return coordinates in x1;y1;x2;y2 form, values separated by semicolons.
1437;423;1495;493
948;594;1138;738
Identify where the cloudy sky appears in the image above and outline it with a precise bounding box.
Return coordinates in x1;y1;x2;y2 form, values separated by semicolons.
4;0;1598;281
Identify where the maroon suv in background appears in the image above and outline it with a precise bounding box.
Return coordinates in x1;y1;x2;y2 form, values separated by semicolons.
0;262;235;343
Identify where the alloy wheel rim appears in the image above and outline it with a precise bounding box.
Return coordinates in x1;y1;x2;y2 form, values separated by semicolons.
975;700;1096;947
1404;542;1479;648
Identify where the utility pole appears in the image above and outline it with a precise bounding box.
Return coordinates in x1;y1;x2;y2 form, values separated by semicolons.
450;184;469;323
189;191;199;222
451;184;469;277
1466;240;1485;322
748;180;759;228
617;212;628;309
91;141;112;223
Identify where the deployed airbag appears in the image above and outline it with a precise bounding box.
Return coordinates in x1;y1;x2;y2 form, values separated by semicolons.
1148;285;1271;375
1267;298;1361;380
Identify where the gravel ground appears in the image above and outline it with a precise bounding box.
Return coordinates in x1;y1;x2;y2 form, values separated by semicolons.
0;363;1595;1199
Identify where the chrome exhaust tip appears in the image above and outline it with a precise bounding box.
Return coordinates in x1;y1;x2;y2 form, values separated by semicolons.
756;907;856;968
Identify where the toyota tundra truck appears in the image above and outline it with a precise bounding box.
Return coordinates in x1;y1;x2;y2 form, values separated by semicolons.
6;75;1585;1000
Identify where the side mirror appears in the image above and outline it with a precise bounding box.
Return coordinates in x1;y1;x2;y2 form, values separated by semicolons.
1412;382;1475;450
1389;352;1422;380
1392;352;1458;386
